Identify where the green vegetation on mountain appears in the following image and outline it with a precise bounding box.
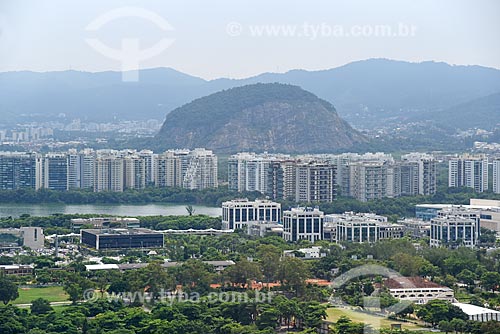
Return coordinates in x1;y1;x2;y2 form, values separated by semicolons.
156;83;367;153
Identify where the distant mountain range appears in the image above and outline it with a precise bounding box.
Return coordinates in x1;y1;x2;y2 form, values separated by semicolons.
156;83;367;153
2;59;500;130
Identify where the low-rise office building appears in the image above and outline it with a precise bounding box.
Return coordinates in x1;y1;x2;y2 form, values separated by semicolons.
385;276;455;305
246;221;283;237
71;217;140;230
453;303;500;322
0;264;34;276
283;246;325;259
430;215;478;248
398;218;431;238
283;207;324;242
325;212;402;243
81;228;164;250
84;260;235;272
222;199;281;230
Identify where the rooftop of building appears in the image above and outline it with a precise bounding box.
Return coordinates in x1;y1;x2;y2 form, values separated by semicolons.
398;218;430;225
0;264;34;270
385;277;450;290
71;217;140;222
453;303;500;316
81;228;160;236
417;203;500;212
85;260;235;271
222;198;281;206
285;207;323;215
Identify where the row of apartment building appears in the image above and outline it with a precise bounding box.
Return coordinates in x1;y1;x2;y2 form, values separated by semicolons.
448;154;500;193
0;148;218;192
228;152;438;202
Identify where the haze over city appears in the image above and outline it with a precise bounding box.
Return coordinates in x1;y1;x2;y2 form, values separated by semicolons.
1;2;500;334
1;0;499;79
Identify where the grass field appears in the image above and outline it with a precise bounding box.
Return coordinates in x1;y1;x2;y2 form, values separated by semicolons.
326;307;427;331
12;286;69;304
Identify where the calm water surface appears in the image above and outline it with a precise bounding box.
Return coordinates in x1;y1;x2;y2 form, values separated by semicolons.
0;203;221;218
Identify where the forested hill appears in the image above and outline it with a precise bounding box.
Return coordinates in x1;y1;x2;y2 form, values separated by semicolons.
155;83;367;153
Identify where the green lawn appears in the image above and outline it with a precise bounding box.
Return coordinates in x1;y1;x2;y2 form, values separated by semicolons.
12;286;68;304
326;307;427;331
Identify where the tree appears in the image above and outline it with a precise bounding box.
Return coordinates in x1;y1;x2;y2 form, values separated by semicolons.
457;269;477;286
30;298;53;315
225;258;262;287
175;259;214;294
438;320;454;334
277;257;310;296
0;274;19;304
142;262;174;300
450;318;466;333
256;306;279;330
334;316;365;334
274;295;301;329
299;302;327;329
481;271;500;292
416;300;467;326
185;205;196;216
257;244;281;288
64;283;83;304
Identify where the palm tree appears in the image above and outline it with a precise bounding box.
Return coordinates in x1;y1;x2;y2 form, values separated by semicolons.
185;205;195;216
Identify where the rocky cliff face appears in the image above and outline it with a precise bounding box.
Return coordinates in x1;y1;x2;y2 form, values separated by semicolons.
156;83;367;153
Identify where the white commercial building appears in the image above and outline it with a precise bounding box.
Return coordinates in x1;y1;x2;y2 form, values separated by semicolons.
283;207;324;242
386;277;455;305
430;207;480;248
453;303;500;322
20;227;44;250
221;199;281;230
325;212;403;243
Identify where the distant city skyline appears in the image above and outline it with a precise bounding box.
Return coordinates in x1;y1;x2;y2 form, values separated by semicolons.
1;0;499;79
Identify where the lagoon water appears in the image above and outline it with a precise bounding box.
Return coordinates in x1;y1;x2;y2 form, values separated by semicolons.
0;203;221;218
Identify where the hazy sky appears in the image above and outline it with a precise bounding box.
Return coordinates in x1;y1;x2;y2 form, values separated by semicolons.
1;0;499;79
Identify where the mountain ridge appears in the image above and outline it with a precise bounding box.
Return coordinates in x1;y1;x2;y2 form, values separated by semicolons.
2;59;500;129
156;83;367;153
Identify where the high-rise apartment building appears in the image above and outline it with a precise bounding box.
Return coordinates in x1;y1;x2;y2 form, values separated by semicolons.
43;153;68;191
295;162;336;202
349;161;390;201
155;151;183;188
182;148;218;190
449;154;488;192
0;152;38;190
124;156;146;190
66;149;96;190
228;152;289;193
138;150;156;186
95;156;124;192
493;159;500;194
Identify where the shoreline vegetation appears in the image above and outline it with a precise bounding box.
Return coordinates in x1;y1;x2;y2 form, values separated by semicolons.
0;186;498;218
